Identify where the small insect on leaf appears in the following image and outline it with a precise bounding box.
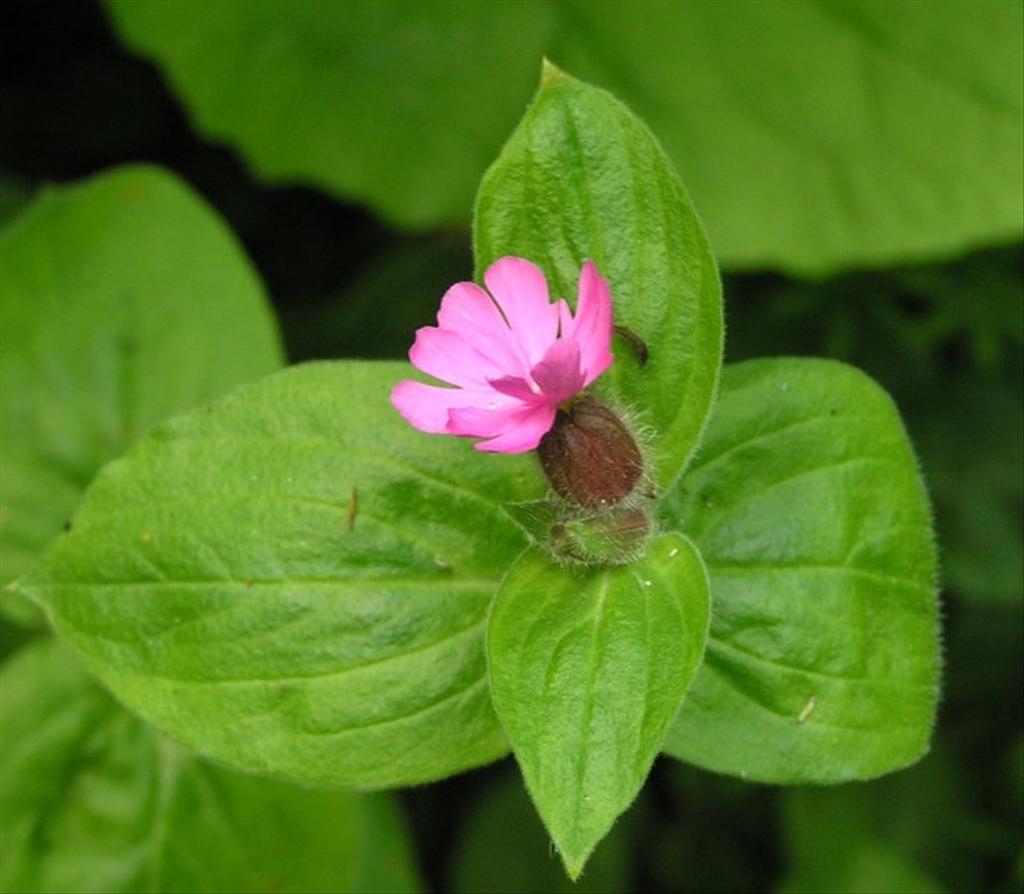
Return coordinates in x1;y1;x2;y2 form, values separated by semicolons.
797;696;817;724
614;324;649;366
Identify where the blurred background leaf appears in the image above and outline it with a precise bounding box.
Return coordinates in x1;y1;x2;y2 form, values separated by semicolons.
777;743;1019;894
0;166;282;625
107;0;1023;275
0;637;422;894
0;170;31;224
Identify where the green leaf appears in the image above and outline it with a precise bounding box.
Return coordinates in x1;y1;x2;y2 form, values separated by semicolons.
108;1;1023;273
1;165;283;623
0;637;421;894
24;361;543;788
450;766;630;894
474;67;722;490
661;358;939;783
487;533;710;877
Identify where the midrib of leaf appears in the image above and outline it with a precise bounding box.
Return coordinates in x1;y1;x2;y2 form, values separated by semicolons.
630;547;693;754
629;566;655;777
569;572;611;840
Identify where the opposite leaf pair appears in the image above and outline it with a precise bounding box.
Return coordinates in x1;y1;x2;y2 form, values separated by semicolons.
14;66;939;880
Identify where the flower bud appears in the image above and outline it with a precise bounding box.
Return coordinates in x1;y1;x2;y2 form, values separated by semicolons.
536;396;644;508
550;506;651;565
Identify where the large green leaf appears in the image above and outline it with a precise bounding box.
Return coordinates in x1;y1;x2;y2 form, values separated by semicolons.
23;361;542;788
474;66;722;490
108;1;1023;273
487;533;710;877
0;165;283;623
661;358;939;783
1;638;420;893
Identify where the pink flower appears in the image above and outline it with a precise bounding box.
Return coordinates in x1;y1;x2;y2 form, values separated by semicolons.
391;257;614;453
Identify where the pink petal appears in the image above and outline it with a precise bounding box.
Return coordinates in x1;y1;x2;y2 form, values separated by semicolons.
473;404;558;454
391;380;506;434
409;327;505;388
436;281;524;375
572;260;615;385
530;338;585;401
448;404;528;438
487;375;542;402
391;259;616;454
483;257;559;366
555;298;574;337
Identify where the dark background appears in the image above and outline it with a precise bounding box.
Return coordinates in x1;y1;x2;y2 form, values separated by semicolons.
2;2;1021;892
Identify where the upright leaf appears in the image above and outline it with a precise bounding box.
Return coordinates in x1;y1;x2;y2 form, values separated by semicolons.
24;362;543;788
474;65;722;490
0;638;420;893
1;165;282;622
661;358;939;782
487;533;710;877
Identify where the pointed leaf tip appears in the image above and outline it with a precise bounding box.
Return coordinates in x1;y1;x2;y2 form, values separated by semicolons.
540;57;570;89
564;855;584;882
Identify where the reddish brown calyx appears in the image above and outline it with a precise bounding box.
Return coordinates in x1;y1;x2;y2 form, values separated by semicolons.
536;396;644;508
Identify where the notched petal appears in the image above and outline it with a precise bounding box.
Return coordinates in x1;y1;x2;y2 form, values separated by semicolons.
484;257;559;365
